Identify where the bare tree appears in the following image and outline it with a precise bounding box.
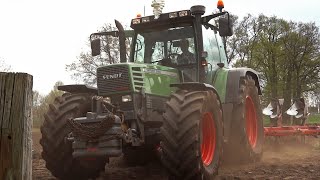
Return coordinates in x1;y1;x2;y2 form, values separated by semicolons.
0;58;12;72
227;14;320;123
228;15;320;92
66;22;131;85
32;81;64;128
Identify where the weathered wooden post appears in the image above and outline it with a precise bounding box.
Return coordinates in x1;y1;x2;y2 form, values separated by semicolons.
0;72;33;180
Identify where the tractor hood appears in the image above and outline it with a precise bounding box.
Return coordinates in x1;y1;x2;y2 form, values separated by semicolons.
96;62;180;97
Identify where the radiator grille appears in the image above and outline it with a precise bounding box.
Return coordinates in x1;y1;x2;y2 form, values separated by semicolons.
97;66;130;95
131;67;144;91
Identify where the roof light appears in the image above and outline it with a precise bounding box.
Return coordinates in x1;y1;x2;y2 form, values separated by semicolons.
179;10;188;17
217;0;224;12
169;12;178;18
142;17;150;23
151;0;165;19
132;18;141;24
137;13;142;18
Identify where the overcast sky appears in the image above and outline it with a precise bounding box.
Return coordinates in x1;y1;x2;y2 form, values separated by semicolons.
1;0;319;95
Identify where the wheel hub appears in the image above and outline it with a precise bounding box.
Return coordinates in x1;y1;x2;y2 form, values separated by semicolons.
245;96;258;148
201;112;216;166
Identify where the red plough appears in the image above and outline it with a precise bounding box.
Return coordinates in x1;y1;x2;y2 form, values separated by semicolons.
264;125;320;137
263;98;320;137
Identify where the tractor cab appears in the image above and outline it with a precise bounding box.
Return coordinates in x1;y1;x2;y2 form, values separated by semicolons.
89;1;233;90
129;2;233;83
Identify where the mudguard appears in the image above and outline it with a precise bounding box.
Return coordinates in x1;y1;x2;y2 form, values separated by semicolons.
170;82;223;111
218;67;262;143
58;84;98;94
225;67;262;104
170;82;221;100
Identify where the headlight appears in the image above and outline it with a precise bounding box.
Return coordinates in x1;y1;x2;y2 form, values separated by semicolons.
104;97;111;103
122;95;132;102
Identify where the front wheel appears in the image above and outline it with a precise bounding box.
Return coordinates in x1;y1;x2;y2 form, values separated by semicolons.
40;93;107;180
160;90;223;180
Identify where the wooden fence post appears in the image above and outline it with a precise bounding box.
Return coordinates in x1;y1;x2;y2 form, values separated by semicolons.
0;72;33;180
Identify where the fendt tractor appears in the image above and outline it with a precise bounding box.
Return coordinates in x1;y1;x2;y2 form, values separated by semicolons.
40;1;264;179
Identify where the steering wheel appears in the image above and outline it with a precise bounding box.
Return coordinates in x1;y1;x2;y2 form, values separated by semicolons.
167;53;180;60
151;53;180;65
152;58;175;67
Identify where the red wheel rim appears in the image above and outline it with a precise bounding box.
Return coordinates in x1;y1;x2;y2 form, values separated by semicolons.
245;96;258;148
201;112;216;166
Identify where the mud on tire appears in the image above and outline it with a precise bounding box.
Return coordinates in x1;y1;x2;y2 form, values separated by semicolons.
40;93;107;180
160;90;223;180
224;75;264;164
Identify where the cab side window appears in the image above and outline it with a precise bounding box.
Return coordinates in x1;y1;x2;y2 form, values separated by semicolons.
202;26;220;69
134;34;145;63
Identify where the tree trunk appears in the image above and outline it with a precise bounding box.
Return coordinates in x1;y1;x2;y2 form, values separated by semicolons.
282;63;293;124
270;53;278;98
0;72;33;180
296;70;302;98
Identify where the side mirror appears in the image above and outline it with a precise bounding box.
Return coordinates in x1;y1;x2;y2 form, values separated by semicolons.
91;39;101;56
219;17;233;36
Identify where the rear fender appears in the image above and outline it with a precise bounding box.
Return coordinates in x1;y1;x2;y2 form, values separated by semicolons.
170;82;222;103
225;68;262;104
223;68;262;143
58;84;98;94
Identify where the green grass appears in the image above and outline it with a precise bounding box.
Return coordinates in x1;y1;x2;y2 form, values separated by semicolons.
308;114;320;124
263;116;271;126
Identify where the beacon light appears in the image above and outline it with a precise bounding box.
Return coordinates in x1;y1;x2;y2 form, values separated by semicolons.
217;0;224;12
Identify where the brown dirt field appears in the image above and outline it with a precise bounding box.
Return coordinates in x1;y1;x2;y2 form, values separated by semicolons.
33;129;320;180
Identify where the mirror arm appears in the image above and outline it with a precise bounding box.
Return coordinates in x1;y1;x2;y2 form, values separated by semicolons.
201;11;227;24
89;31;119;40
203;22;219;32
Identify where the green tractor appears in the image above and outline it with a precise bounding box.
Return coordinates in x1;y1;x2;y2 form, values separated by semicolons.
40;1;264;179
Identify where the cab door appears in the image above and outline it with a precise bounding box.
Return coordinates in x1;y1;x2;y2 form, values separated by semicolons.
202;25;228;84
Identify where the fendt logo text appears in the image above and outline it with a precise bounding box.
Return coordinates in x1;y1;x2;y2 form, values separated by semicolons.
102;73;123;80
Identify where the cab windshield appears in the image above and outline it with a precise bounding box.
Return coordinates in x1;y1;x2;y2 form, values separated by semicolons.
133;26;195;66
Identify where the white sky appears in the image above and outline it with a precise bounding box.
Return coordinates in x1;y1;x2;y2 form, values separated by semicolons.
1;0;319;95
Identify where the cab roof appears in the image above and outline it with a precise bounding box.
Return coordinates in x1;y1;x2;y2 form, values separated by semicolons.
130;10;194;32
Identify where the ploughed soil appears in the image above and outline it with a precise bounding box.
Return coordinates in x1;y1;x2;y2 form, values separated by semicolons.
33;129;320;180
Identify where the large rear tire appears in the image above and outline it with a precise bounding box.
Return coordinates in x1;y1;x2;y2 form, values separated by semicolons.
40;93;107;180
160;90;223;180
224;75;264;164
